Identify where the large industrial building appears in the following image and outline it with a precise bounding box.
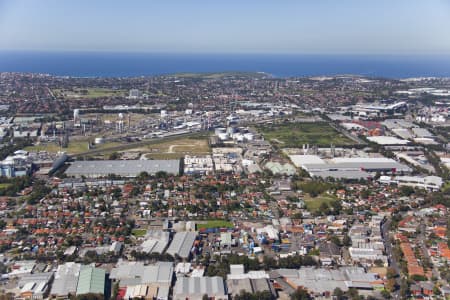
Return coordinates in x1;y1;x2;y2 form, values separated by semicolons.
110;261;173;286
379;175;443;191
110;261;173;300
139;230;170;254
76;266;106;296
366;136;409;145
50;262;81;298
0;151;33;177
65;159;180;178
290;155;411;180
173;276;228;300
276;267;382;296
165;231;197;259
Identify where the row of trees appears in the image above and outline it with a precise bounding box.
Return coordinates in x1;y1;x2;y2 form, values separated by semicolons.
0;138;33;160
206;253;320;279
0;175;32;197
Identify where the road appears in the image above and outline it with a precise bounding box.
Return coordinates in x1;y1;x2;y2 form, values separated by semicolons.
418;223;440;280
381;218;401;299
329;122;367;145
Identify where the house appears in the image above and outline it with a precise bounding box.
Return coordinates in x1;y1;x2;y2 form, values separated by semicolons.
318;241;341;264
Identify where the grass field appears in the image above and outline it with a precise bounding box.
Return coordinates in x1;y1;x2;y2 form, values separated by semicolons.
442;181;450;193
53;88;126;99
258;122;354;147
0;183;11;190
132;229;147;237
304;194;338;212
197;220;234;229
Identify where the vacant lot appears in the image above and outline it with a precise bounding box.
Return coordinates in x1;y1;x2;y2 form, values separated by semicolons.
258;122;354;147
25;139;121;155
25;134;210;158
141;137;210;159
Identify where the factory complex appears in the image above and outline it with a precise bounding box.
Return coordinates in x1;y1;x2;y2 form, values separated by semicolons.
289;154;412;180
65;159;181;178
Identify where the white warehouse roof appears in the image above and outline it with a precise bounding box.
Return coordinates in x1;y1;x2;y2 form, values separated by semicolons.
173;277;227;300
66;160;180;178
166;231;197;259
367;136;409;145
289;155;326;167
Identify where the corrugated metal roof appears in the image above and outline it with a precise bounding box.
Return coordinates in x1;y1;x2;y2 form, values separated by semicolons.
289;155;326;167
140;230;170;254
66;160;180;177
166;231;197;259
110;261;173;285
309;170;370;180
76;266;105;295
303;162;411;172
174;277;226;299
50;263;81;296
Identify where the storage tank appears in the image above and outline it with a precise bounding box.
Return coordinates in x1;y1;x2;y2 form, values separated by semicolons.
73;109;80;121
94;137;105;144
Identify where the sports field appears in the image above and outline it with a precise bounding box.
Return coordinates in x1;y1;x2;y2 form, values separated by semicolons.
197;220;234;229
304;194;339;212
258;122;354;147
53;88;126;99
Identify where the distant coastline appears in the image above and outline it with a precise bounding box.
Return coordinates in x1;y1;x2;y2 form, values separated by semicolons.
1;51;450;78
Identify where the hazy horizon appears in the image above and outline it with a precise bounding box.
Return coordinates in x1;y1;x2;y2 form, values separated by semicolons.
1;0;450;55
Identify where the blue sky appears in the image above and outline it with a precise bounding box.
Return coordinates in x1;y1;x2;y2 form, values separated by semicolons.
1;0;450;54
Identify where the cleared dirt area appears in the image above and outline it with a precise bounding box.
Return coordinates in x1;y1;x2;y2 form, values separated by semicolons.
127;137;210;159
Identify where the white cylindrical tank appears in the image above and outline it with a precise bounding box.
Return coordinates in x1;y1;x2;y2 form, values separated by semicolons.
244;133;254;141
215;128;226;136
94;137;105;144
73;109;80;121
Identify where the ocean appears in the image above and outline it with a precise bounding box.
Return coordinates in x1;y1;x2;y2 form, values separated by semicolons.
1;51;450;78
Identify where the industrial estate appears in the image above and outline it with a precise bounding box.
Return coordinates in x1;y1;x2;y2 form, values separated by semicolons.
0;72;449;299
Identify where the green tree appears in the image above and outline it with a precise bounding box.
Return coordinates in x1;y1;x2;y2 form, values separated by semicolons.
433;285;441;296
333;287;345;299
399;186;415;197
385;278;396;293
234;290;273;300
290;287;311;300
75;293;104;300
345;288;361;300
330;235;342;247
399;279;409;299
108;152;119;160
386;267;397;279
342;235;352;246
380;290;391;299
